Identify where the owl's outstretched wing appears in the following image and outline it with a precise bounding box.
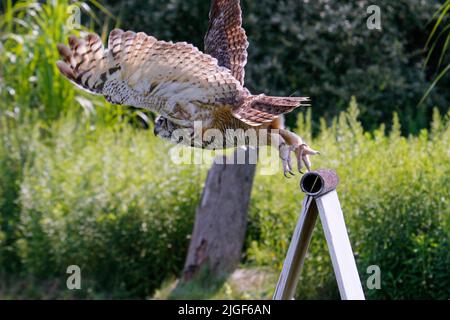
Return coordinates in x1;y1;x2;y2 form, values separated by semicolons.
56;29;242;108
204;0;249;85
204;0;310;126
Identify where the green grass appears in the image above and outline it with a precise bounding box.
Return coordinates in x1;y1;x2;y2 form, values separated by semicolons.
154;267;277;300
420;0;450;106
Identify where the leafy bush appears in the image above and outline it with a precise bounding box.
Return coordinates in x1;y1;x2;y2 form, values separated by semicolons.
0;113;39;273
104;0;449;133
247;100;450;299
9;115;202;298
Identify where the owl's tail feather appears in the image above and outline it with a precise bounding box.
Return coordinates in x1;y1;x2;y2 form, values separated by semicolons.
233;94;311;126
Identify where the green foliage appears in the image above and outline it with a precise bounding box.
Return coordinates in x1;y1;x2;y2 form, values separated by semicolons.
0;0;117;122
0;114;202;298
104;0;449;133
0;113;39;272
247;100;450;299
420;0;450;106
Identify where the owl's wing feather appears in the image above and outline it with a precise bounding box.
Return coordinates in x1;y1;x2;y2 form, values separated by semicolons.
57;29;242;108
204;0;249;85
234;95;311;126
203;1;310;126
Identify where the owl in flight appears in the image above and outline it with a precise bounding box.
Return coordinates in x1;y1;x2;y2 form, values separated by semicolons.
57;0;319;176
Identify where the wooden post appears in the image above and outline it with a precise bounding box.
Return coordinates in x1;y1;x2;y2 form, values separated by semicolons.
273;169;365;300
182;149;256;281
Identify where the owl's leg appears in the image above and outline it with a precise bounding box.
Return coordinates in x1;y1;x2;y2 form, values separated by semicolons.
268;131;294;177
276;136;295;177
277;129;320;175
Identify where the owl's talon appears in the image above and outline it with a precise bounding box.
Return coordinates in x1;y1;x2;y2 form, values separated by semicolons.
280;142;293;178
282;162;294;178
303;155;311;172
284;169;295;177
294;143;319;174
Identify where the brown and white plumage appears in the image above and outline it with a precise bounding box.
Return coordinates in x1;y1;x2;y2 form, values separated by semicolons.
57;0;318;175
204;0;249;85
57;30;244;126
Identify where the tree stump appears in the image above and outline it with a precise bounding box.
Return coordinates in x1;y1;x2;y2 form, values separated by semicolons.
182;149;256;281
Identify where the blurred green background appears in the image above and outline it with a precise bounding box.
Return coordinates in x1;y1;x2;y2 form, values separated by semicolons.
0;0;448;299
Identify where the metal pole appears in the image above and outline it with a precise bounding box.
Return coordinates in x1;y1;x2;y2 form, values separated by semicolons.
272;195;318;299
316;191;365;300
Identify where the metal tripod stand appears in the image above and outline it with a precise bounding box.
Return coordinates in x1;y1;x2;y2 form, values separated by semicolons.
273;169;365;300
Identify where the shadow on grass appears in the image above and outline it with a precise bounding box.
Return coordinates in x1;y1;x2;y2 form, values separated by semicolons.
169;265;228;300
154;266;277;300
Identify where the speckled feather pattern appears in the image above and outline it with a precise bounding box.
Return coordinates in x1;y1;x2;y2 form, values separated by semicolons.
57;29;245;126
204;0;249;85
56;0;310;145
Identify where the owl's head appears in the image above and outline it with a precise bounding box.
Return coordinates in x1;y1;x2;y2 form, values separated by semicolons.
153;116;176;140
